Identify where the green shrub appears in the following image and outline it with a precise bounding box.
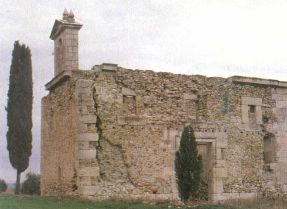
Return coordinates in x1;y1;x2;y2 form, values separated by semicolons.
175;125;203;202
0;179;7;193
21;172;40;195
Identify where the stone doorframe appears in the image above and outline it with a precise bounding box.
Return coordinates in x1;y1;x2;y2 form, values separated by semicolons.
194;128;227;202
170;125;227;202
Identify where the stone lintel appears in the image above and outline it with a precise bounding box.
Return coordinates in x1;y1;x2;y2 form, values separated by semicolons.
195;132;216;139
241;97;262;106
229;76;287;88
122;87;136;96
45;70;73;90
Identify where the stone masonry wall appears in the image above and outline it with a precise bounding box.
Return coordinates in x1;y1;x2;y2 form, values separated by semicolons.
41;64;287;202
54;27;80;75
41;80;78;196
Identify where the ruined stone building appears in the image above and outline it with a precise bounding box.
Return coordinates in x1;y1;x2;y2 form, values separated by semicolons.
41;11;287;202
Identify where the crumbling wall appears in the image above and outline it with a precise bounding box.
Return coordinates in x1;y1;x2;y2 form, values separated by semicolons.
87;68;273;200
41;66;287;201
221;82;275;199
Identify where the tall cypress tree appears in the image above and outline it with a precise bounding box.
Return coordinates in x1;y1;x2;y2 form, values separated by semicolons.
175;125;203;202
7;41;33;194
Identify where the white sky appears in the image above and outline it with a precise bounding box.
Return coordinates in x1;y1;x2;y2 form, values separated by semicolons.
1;0;287;183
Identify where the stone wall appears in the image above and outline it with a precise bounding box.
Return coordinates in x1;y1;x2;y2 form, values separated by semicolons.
41;80;78;196
41;64;287;202
54;28;80;75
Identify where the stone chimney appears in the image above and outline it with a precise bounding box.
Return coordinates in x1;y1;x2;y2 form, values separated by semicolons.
50;9;83;76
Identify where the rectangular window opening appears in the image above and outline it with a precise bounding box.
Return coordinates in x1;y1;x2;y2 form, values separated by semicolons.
123;95;136;114
249;105;256;113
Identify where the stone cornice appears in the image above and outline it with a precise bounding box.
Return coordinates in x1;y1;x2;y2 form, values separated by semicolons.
228;76;287;88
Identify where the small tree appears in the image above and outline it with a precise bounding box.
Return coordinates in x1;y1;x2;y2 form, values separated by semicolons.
21;173;40;195
175;125;203;202
0;179;7;193
6;41;33;194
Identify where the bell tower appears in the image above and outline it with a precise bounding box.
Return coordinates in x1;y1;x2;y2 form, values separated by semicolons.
50;9;83;76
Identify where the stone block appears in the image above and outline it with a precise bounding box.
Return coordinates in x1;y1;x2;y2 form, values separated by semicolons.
216;139;228;148
78;133;99;141
195;132;216;139
183;93;197;100
78;123;89;133
239;192;257;199
276;101;287;108
214;160;226;167
100;63;118;71
281;184;287;193
163;167;172;176
122;87;136;96
209;193;225;202
79;186;97;196
209;178;223;194
79;115;97;123
275;88;287;95
223;192;239;199
255;106;262;124
117;116;145;126
78;167;99;177
211;168;227;178
273;108;287;123
277;150;287;159
241;105;249;123
275;137;287;145
79;176;91;186
78;141;90;150
241;97;262;106
270;162;279;170
78;106;89;115
77;96;94;105
79;150;97;159
272;94;287;101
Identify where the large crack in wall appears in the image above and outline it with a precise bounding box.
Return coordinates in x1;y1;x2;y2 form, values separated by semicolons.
96;138;130;183
93;85;130;184
42;67;287;201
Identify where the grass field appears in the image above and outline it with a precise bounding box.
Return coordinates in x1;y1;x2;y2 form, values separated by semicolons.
0;194;287;209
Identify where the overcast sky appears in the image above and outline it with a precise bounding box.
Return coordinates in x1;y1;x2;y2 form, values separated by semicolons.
1;0;287;183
